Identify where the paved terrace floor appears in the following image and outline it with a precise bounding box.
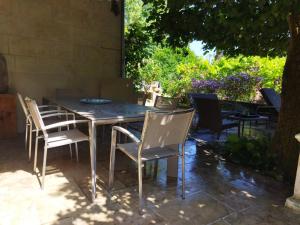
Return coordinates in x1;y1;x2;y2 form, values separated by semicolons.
0;127;300;225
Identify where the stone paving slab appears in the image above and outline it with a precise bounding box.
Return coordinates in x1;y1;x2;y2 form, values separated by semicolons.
0;135;300;225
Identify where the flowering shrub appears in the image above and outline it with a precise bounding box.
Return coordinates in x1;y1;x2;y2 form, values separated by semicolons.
191;78;222;93
134;45;283;99
191;73;262;101
221;73;262;101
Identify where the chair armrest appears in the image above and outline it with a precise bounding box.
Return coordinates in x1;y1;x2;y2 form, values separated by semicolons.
44;120;89;130
257;105;276;110
256;105;278;114
40;110;67;115
41;112;75;119
112;126;140;143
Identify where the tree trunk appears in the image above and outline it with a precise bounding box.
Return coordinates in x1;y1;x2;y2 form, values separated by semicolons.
273;14;300;182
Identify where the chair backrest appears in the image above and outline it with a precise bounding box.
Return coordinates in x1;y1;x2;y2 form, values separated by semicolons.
188;93;222;132
140;109;195;150
260;88;281;112
17;93;30;118
154;96;178;110
25;98;46;134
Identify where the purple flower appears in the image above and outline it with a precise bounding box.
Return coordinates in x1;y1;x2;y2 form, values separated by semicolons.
192;78;221;93
221;72;263;101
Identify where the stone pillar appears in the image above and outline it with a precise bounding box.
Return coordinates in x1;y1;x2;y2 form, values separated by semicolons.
167;144;179;178
285;135;300;212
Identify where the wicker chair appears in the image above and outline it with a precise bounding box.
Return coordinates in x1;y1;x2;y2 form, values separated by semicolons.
189;93;240;138
260;88;281;113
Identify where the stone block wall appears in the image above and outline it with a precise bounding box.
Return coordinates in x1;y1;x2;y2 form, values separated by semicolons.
0;0;123;131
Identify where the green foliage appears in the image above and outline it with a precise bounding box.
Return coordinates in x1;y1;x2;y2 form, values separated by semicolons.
139;47;201;97
143;0;300;56
125;0;156;85
137;46;285;98
223;135;280;177
213;56;285;92
125;0;149;26
126;1;287;98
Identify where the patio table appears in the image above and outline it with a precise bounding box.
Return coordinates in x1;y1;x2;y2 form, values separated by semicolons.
47;97;178;201
228;114;269;136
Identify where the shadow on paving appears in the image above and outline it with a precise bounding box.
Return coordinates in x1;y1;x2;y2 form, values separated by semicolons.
0;133;299;225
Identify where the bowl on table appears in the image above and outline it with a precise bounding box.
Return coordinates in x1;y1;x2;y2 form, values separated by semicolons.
80;98;112;105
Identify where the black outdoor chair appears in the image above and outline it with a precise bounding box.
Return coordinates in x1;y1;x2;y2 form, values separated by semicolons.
260;88;281;113
189;93;240;138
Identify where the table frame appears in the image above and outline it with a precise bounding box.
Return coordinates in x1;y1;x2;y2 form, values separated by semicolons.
229;115;269;136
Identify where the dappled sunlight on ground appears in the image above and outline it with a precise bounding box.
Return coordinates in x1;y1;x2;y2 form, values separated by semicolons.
0;131;299;224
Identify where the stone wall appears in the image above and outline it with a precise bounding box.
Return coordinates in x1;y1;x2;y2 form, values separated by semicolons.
0;0;123;131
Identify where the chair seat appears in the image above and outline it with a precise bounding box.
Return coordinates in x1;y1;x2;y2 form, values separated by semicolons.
47;129;88;148
117;142;179;162
221;119;239;130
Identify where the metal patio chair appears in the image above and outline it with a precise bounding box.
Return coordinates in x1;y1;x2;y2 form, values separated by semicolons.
17;93;71;160
109;109;195;212
25;98;90;189
128;96;179;177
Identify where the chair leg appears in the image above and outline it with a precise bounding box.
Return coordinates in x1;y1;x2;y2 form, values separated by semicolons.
69;144;73;159
109;129;117;191
75;143;79;162
28;123;33;161
25;123;29;152
143;162;147;177
153;160;159;179
138;160;144;214
42;145;48;190
102;125;105;141
33;132;39;173
181;144;185;199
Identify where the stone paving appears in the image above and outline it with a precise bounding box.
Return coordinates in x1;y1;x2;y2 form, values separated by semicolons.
0;131;300;225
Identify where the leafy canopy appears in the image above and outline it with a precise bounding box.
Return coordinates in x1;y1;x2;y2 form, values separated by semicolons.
143;0;300;56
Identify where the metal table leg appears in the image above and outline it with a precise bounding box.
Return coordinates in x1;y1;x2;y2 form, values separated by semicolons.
89;120;97;202
241;120;245;136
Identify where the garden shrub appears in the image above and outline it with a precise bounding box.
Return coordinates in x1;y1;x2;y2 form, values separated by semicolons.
213;56;285;92
222;135;281;179
220;73;262;101
134;46;285;100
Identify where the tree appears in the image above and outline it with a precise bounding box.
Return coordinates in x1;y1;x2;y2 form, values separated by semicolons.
143;0;300;181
